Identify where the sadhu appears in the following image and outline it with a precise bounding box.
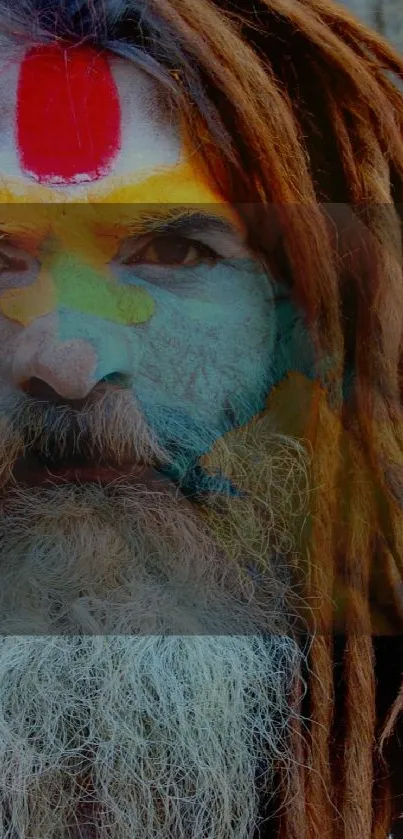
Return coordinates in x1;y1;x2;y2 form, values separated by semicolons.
0;0;401;837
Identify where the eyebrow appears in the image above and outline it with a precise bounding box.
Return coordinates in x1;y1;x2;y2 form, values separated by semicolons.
112;208;244;240
0;208;245;248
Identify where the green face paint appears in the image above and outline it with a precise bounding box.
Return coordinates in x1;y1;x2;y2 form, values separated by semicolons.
50;252;155;325
0;248;155;328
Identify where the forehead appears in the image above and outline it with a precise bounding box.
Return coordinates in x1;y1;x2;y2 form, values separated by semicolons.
0;38;240;233
0;37;183;196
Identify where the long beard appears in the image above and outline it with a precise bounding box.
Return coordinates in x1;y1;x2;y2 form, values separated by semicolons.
0;387;309;838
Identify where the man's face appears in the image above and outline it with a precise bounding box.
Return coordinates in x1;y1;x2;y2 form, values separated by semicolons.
0;43;284;487
0;41;309;838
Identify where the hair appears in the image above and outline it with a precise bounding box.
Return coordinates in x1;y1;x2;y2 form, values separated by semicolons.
1;0;403;835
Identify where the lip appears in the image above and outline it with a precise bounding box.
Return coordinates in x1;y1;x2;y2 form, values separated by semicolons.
9;454;174;491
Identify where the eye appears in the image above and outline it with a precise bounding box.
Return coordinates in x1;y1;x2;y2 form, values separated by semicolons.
0;243;30;273
121;235;219;267
0;242;39;290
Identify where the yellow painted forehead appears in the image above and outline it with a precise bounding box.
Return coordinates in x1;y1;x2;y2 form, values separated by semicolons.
0;161;242;231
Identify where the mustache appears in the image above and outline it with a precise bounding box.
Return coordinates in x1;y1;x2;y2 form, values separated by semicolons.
0;381;170;471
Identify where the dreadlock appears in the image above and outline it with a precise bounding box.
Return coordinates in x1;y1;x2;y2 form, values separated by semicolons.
1;0;403;835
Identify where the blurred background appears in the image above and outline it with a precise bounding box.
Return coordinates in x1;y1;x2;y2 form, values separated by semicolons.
339;0;403;52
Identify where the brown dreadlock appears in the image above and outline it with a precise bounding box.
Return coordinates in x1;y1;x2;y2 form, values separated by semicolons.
139;1;403;836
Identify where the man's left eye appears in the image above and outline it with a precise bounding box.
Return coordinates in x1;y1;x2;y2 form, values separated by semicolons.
121;235;218;267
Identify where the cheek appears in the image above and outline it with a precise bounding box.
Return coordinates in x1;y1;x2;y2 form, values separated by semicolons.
129;264;276;427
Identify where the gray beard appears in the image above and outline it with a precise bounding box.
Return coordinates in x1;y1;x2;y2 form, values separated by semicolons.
0;634;302;839
0;407;307;838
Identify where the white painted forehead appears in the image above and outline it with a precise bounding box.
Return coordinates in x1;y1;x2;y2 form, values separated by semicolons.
111;56;182;178
0;39;182;187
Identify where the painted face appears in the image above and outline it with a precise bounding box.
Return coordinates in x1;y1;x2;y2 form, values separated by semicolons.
0;41;311;494
0;41;319;839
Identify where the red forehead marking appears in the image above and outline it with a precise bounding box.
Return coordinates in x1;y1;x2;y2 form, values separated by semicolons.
16;44;121;185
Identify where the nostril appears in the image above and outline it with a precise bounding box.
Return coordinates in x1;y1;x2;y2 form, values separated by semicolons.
21;377;61;400
21;377;88;410
20;373;130;408
100;372;130;387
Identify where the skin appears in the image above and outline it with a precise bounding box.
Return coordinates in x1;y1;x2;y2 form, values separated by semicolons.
0;48;294;492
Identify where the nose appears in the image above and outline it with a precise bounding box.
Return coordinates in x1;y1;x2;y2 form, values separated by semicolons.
11;314;133;401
